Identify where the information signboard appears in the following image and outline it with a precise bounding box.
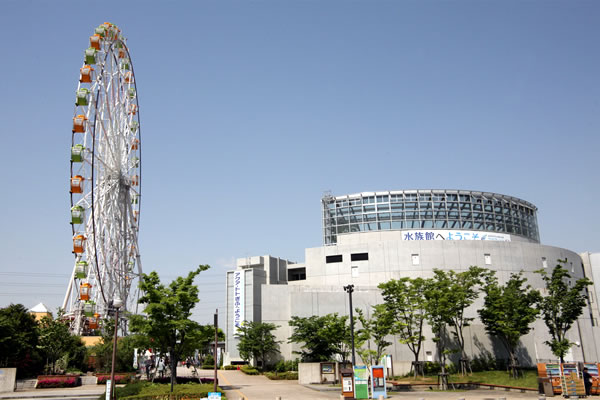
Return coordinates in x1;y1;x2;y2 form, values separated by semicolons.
353;366;369;399
371;365;387;399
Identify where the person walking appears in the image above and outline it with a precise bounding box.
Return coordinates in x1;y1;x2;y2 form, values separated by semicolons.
583;367;593;396
157;358;165;378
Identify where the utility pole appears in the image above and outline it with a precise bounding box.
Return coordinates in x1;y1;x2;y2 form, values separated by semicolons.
214;309;218;393
343;285;356;366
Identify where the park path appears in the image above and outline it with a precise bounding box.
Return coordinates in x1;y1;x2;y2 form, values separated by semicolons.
176;366;543;400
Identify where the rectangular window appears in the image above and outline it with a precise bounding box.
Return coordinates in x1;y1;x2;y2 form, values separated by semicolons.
351;252;369;261
412;254;420;266
326;255;343;263
376;195;389;203
351;266;359;278
484;254;492;265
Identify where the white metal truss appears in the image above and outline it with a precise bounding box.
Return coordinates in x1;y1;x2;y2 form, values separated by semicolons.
63;23;143;335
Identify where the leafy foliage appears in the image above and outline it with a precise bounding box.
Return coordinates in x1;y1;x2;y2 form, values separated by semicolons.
240;365;260;375
236;321;281;368
36;375;80;388
479;272;541;377
0;304;42;375
424;267;491;376
288;313;352;362
354;305;393;368
130;265;210;386
38;314;85;374
378;277;426;375
536;259;592;362
115;382;225;399
88;334;145;373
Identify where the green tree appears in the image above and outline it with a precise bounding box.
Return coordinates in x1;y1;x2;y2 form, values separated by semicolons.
130;265;210;388
478;272;541;378
187;324;225;362
0;304;42;376
38;315;72;374
288;313;352;362
355;305;393;369
423;272;453;389
433;266;491;375
378;277;427;377
237;321;281;369
536;259;592;363
38;313;86;374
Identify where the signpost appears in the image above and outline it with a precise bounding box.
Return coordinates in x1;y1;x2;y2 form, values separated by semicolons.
371;365;387;399
353;366;369;399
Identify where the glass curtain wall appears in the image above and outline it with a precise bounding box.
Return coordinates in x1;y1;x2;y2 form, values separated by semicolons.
322;190;539;245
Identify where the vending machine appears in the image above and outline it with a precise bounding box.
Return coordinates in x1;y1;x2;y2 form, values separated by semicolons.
537;363;563;394
582;362;600;395
562;362;579;376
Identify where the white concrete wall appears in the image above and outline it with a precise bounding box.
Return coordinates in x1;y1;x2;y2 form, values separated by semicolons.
224;236;597;367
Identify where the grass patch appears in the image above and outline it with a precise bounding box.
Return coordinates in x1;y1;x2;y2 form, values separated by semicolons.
392;369;538;389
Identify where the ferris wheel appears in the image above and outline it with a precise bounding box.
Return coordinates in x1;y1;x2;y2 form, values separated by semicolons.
63;22;142;335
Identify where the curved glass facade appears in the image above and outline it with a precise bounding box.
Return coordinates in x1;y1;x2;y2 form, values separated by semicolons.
322;190;539;245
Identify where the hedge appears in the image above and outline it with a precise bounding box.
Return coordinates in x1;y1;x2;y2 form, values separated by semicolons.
36;375;81;388
151;377;214;385
240;366;259;375
118;382;226;400
96;373;133;384
264;371;298;380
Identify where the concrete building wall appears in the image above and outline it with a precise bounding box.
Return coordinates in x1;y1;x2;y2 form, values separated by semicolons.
225;238;598;366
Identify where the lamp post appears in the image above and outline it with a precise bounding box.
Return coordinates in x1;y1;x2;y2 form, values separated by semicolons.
109;298;123;400
343;285;356;367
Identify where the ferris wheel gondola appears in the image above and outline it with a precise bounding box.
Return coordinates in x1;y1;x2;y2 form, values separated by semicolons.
63;23;142;335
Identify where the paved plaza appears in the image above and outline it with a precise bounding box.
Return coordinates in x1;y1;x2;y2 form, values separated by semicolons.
0;367;545;400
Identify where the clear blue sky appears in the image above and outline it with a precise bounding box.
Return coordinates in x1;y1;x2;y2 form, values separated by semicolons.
1;0;599;324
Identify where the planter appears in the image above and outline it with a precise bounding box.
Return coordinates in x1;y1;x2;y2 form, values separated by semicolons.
96;373;134;384
36;375;81;388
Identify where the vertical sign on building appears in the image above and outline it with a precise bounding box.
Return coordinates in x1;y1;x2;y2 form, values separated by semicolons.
233;270;245;336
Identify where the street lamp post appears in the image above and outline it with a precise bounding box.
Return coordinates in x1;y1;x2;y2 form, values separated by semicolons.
109;298;123;400
343;285;356;367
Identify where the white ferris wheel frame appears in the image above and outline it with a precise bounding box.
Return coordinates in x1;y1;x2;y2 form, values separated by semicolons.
63;24;143;335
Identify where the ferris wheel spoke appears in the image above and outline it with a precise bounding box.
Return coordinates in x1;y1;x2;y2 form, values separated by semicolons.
66;23;142;335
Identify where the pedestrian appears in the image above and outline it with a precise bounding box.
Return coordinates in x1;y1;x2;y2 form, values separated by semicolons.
145;360;151;380
157;358;165;378
583;367;593;396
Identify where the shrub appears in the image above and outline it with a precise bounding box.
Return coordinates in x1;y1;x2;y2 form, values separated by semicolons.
118;382;226;399
264;371;298;380
223;365;238;370
36;375;81;388
240;366;259;375
96;374;133;384
471;353;498;372
201;354;216;369
274;359;298;372
115;381;149;398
